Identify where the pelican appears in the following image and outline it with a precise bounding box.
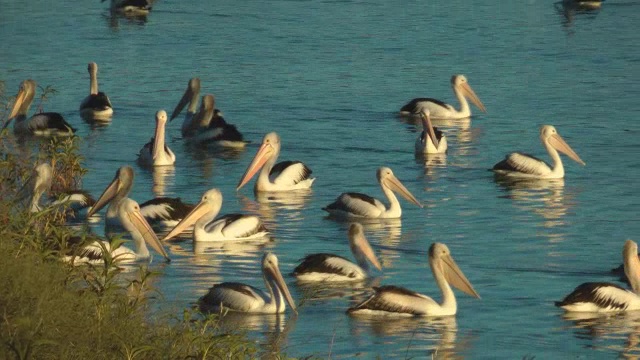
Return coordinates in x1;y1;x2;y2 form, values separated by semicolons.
65;198;170;265
4;79;75;136
564;0;603;10
17;163;94;215
187;94;247;148
415;110;447;154
323;167;422;219
87;166;193;231
137;110;176;166
237;132;315;192
103;0;152;15
556;240;640;313
492;125;585;179
400;75;487;119
198;252;297;314
292;223;382;282
163;188;269;242
348;242;480;316
170;77;201;135
79;62;113;120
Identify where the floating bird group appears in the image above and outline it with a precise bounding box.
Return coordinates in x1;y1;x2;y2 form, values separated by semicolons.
7;56;614;325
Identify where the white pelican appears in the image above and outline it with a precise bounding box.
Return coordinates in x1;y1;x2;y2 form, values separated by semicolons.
323;167;422;219
492;125;585;179
4;79;75;136
292;223;382;282
79;62;113;121
415;110;447;154
103;0;152;15
87;166;193;231
400;75;487;119
17;163;95;215
237;132;315;192
187;94;247;148
556;240;640;313
137;110;176;166
198;252;297;314
65;198;170;265
162;188;269;242
348;242;480;316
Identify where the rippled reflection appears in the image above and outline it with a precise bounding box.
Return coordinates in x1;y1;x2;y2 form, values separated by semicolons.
416;153;447;179
496;178;571;234
561;311;640;359
238;190;312;229
348;315;463;358
149;165;175;197
554;0;601;30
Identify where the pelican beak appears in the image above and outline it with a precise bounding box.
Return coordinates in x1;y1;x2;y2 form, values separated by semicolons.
129;209;171;262
421;111;439;149
87;175;120;218
442;254;480;299
8;85;28;120
266;262;297;314
548;134;586;166
170;87;194;121
236;142;274;191
162;201;209;241
385;175;423;208
460;82;487;113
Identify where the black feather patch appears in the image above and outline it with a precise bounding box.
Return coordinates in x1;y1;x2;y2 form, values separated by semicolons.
293;253;356;277
269;161;313;183
201;282;258;303
140;197;194;221
29;112;76;133
401;97;449;113
83;93;112;110
555;282;629;310
348;285;422;315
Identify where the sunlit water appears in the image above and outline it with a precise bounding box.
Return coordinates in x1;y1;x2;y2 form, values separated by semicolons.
2;0;640;358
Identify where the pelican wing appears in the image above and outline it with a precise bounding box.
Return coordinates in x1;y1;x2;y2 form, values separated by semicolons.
401;98;452;113
81;93;112;111
270;161;313;185
293;253;361;278
199;282;266;312
493;152;552;175
348;285;437;315
140;197;194;223
323;192;385;217
204;214;267;239
27;113;76;134
49;190;95;212
555;282;635;311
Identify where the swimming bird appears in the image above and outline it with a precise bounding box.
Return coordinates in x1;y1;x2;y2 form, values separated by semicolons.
323;167;422;219
292;223;382;282
186;94;247;148
348;242;480;316
563;0;603;10
162;188;269;242
103;0;152;15
65;198;170;265
137;110;176;166
556;240;640;313
400;75;487;120
198;252;297;314
415;110;447;154
4;79;75;136
237;132;315;192
492;125;585;179
87;166;193;232
79;62;113;121
17;163;94;216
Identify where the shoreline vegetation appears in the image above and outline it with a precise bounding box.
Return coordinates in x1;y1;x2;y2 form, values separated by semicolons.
0;84;276;359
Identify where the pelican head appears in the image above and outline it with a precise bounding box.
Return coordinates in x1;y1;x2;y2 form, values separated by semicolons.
348;223;382;271
623;240;640;293
118;198;170;262
236;132;281;191
451;75;486;113
377;167;423;208
193;94;215;127
540;125;585;166
163;188;223;241
429;242;480;299
420;110;439;149
262;252;297;314
8;79;37;120
170;77;201;121
87;166;134;217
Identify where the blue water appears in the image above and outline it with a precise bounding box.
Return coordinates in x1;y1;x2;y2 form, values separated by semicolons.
2;0;640;358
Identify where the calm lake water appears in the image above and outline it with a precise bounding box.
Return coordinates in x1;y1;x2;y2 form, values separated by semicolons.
2;0;640;358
